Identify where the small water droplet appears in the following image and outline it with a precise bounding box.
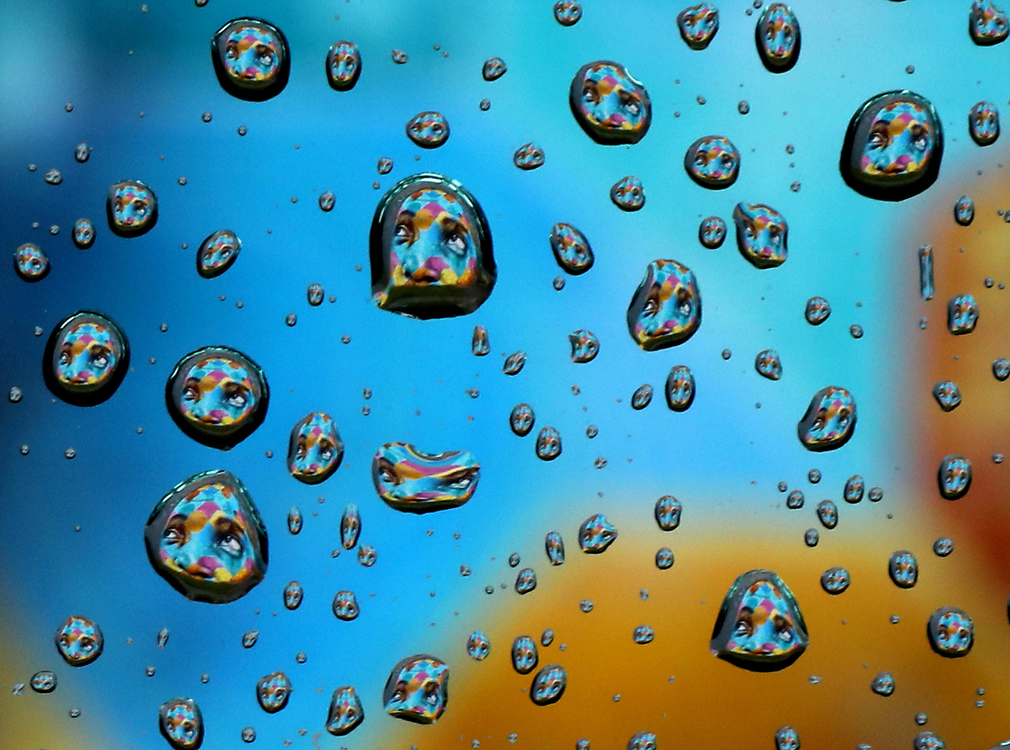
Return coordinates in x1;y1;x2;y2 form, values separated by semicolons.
804;528;819;546
157;627;170;648
821;566;850;594
586;424;598;438
938;454;972;499
755;349;782;380
295;651;307;663
503;351;526;375
775;726;800;750
610;175;646;211
889;550;918;588
510;403;535;437
44;169;63;185
238;125;248;136
738;100;750;114
947;293;979;334
536;426;562;460
64;447;76;459
242;727;256;743
722;349;732;360
554;1;582;25
579;599;594;613
531;664;567;705
391;49;408;64
515;568;537;594
655;496;682;530
514;143;545;170
283;581;303;610
243;630;259;648
632;384;653;409
786;490;805;509
817;500;838;529
932;380;962;411
699;216;727;249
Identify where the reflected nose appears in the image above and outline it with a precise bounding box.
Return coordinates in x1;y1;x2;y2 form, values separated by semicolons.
402;244;440;282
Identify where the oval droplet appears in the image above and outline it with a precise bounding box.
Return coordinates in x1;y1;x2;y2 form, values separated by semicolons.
482;57;507;81
655;496;682;531
665;365;696;411
610;175;645;211
44;169;62;185
514;143;545;170
871;672;895;696
947;293;979;335
627;260;701;350
786;490;804;509
932;380;962;412
383;655;449;723
756;4;801;72
287;507;302;535
699;216;726;249
685;136;740;188
656;547;674;569
73;218;96;249
734;202;787;268
678;3;720;49
797;385;856;452
969;100;1000;145
536;426;562;461
378;157;393;174
554;1;582;26
569;61;651;145
927;607;974;657
467;630;491;660
632;384;653;409
545;531;565;565
820;566;850;595
503;351;526;375
406;111;450;149
372;442;480;512
816;499;838;529
326;41;361;91
550;223;594;275
326;685;364;736
918;245;935;300
938;454;972;499
755;349;782;380
805;528;819;547
197;229;241;278
159;698;203;750
511;635;539;674
633;626;655;645
934;537;954;556
212;18;289;101
515;567;537;594
283;581;303;610
340;503;361;550
257;671;292;713
579;513;618;553
44;310;129;407
568;329;599;363
510;403;535;437
14;243;49;282
844;475;864;503
954;195;975;226
472;325;490;356
805;296;831;325
531;664;567;705
107;179;157;237
287;412;344;484
888;550;918;588
994;358;1010;381
333;591;360;621
318;192;335;212
307;283;324;306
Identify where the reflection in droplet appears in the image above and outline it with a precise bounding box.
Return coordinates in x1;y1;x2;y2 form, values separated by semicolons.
927;607;974;657
734;202;787;268
938;454;972;499
932;380;962;412
804;528;819;547
287;412;343;484
372;442;480;513
510;404;535;437
554;2;582;25
971;0;1009;44
482;57;507;81
914;731;946;750
243;630;259;648
775;726;800;750
579;513;618;553
545;531;565;565
918;246;934;300
955;195;975;225
512;635;539;674
73;218;96;249
821;567;850;595
786;490;804;509
159;698;203;750
933;537;954;556
339;503;361;550
628;731;657;750
326;41;361;90
212;18;290;101
568;330;599;363
30;671;57;693
197;229;241;279
569;61;651;145
358;545;377;567
383;654;450;724
406;111;450;149
816;500;838;529
947;294;979;335
755;349;782;380
318;192;335;212
503;351;526;375
803;296;831;325
888;550;918;588
656;547;674;569
256;671;292;713
283;581;303;610
871;672;895;696
515;567;537;594
326;686;364;736
536;426;562;461
514;143;545;170
611;175;646;211
632;384;653;409
472;326;490;356
13;243;49;282
994;358;1010;381
44;169;63;185
627;260;702;350
678;3;719;49
665;365;696;411
797;386;857;452
969;100;1000;145
551;223;594;274
685;136;740;188
756;4;801;72
333;591;359;621
655;496;682;531
531;664;567;705
699;216;727;248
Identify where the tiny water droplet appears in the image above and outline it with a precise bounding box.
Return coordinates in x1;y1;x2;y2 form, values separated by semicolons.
307;284;324;306
8;387;22;402
632;384;653;409
318;191;335;211
480;99;491;111
202;111;212;122
45;169;63;185
391;49;408;64
738;100;750;114
871;672;895;696
804;528;819;546
64;447;76;459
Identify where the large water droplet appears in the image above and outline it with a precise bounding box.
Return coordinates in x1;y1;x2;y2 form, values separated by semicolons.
212;18;289;101
797;386;856;451
467;631;491;660
971;0;1009;44
43;310;129;407
406;111;450;149
632;384;653;409
947;294;979;335
938;454;972;499
144;470;268;603
482;57;507;81
955;195;975;225
531;664;567;705
755;349;782;380
844;475;864;503
341;503;361;549
256;671;292;713
685;136;740;188
326;686;364;735
515;567;537;594
326;41;361;90
510;403;535;436
734;202;787;268
756;4;801;72
545;531;565;565
197;230;241;278
472;325;490;356
283;581;303;610
711;569;808;670
568;330;600;363
550;223;594;274
514;143;545;170
840;91;943;201
918;246;934;300
888;550;918;588
372;442;480;512
699;216;727;248
512;635;539;674
821;566;850;594
932;380;962;412
678;3;719;49
159;698;203;750
14;243;49;282
107;179;157;237
969;100;1000;145
383;655;449;723
536;426;562;461
871;672;895;696
287;412;343;484
569;61;651;144
627;260;701;350
371;174;495;319
579;513;617;553
611;175;646;211
927;607;974;657
333;591;359;621
816;500;838;529
166;347;268;449
554;2;582;26
775;726;800;750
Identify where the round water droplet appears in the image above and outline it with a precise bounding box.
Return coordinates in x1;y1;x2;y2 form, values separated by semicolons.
868;486;884;502
841;91;943;201
804;528;819;547
531;664;567;705
611;175;646;211
512;635;539;674
871;672;895;696
332;591;360;621
509;403;535;437
569;61;651;144
817;499;838;529
212;18;290;101
633;625;655;645
786;490;804;509
514;143;545;170
655;496;683;531
579;513;618;553
932;380;962;411
237;125;247;136
257;671;292;713
467;630;491;661
242;727;256;742
755;349;782;380
810;467;823;482
55;614;104;667
970;0;1009;44
107;179;157;237
197;229;241;278
295;651;307;663
685;136;740;188
72;218;95;249
479;98;491;111
699;216;727;248
628;260;701;350
391;49;408;64
307;283;324;306
797;386;856;451
632;384;653;409
955;195;975;225
536;426;562;460
579;599;594;613
406;111;450;149
734;202;787;267
283;581;303;610
969;100;1000;146
948;293;979;334
888;550;918;588
515;567;537;594
358;544;377;567
722;348;732;360
20;444;29;455
29;670;56;693
326;41;361;90
482;57;506;81
821;566;850;594
318;191;335;212
927;607;973;657
938;454;972;499
933;537;954;556
202;111;212;123
508;552;521;567
655;547;675;569
146;665;156;676
844;475;864;503
44;169;63;185
14;243;49;282
994;358;1010;381
159;697;203;750
805;296;831;325
914;732;947;750
554;1;582;25
44;310;129;407
915;712;928;726
545;531;565;565
586;424;598;438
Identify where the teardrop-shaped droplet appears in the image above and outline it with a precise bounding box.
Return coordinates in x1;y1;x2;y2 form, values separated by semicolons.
482;57;507;81
340;503;361;550
755;349;782;380
545;531;565;565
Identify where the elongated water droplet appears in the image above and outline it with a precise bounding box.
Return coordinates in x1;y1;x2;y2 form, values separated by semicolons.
307;283;324;306
512;635;539;674
955;195;975;225
283;581;303;610
72;218;96;249
44;169;63;185
611;175;645;211
157;627;170;648
503;351;526;375
545;531;565;565
30;671;57;693
326;41;361;90
372;443;480;512
919;246;934;300
888;550;918;588
969;100;1000;145
632;384;653;409
666;365;695;410
821;566;850;594
326;686;364;735
467;631;490;660
531;664;567;705
579;513;617;553
927;607;973;657
678;3;720;49
256;671;292;713
756;4;800;72
243;630;259;648
515;568;537;594
340;504;360;549
938;454;972;499
510;403;535;437
333;591;359;621
472;325;490;356
536;426;562;460
287;507;302;535
844;475;864;503
384;655;449;723
934;537;954;556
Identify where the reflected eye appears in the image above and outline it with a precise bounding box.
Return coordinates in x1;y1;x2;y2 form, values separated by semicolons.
183;385;199;401
868;131;886;148
164;527;182;544
394;222;412;242
227;41;239;59
226;392;247;408
379;467;396;484
59;351;71;366
721;154;735;167
320;448;333;461
219;533;243;555
734;619;752;637
913;134;928;150
445;231;466;254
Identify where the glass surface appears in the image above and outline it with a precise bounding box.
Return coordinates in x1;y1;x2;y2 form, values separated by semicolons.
2;1;1010;747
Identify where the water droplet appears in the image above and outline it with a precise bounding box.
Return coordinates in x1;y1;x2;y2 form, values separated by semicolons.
283;506;303;536
579;513;618;553
871;672;895;696
628;732;657;750
242;726;256;742
44;168;63;185
384;655;448;723
14;243;49;282
283;581;303;610
888;550;918;588
928;607;974;657
569;61;651;144
157;626;170;648
531;664;567;705
7;386;23;403
801;297;832;327
970;100;1000;146
326;686;364;735
538;531;566;567
212;18;289;101
72;142;90;163
303;283;324;307
734;202;787;267
775;726;800;750
842;475;864;504
913;245;936;302
510;635;540;674
804;528;819;546
29;670;56;693
970;0;1009;44
632;384;653;409
579;599;594;613
326;41;361;90
821;566;850;595
196;229;241;279
482;57;507;81
947;293;979;335
295;651;307;663
317;191;336;212
662;365;696;412
633;625;656;645
554;1;582;25
64;447;76;459
938;454;972;499
540;630;555;647
201;111;212;123
159;697;203;749
610;175;646;211
166;347;268;448
107;178;157;236
685;136;740;188
994;358;1010;381
755;4;801;71
711;569;808;669
550;223;594;275
915;712;928;726
914;732;946;750
375;157;394;176
809;470;822;483
650;547;674;570
868;486;884;502
678;4;720;48
699;216;727;249
257;671;292;713
515;567;537;594
506;403;536;437
372;443;480;512
797;386;856;452
841;91;943;200
514;143;545;169
738;100;750;114
243;630;259;648
391;49;408;64
464;631;491;661
237;125;248;136
933;537;954;556
536;426;562;461
954;195;975;226
287;412;344;484
932;380;962;411
502;351;527;375
146;665;156;676
628;260;701;350
333;590;359;621
145;471;268;603
334;504;360;552
71;217;96;249
817;499;838;529
786;490;805;509
755;349;782;380
406;111;450;149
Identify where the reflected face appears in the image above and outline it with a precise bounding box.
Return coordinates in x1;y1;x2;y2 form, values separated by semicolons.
757;4;800;70
257;671;292;713
971;0;1008;44
889;551;918;587
197;230;241;278
554;1;582;25
569;329;600;363
712;571;808;666
383;655;449;724
685;136;740;188
514;142;545;169
666;365;696;410
178;356;257;428
327;686;364;736
372;442;480;512
483;57;506;80
678;3;719;49
579;513;617;553
797;386;857;451
860;101;936;178
928;608;974;656
218;21;284;88
340;504;360;550
938;455;972;499
467;631;490;660
288;412;344;484
629;732;657;750
333;591;360;621
611;175;645;210
969;101;1000;145
327;42;361;90
550;223;594;274
406;112;450;148
699;216;726;248
627;259;702;350
545;531;565;564
955;195;975;225
734;203;787;268
510;404;535;437
73;218;96;249
159;698;203;750
531;664;567;705
755;349;782;380
776;727;801;750
512;635;539;674
535;426;562;460
55;615;103;666
655;496;682;530
108;180;157;236
55;319;123;392
571;62;651;144
947;293;979;334
14;243;48;280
